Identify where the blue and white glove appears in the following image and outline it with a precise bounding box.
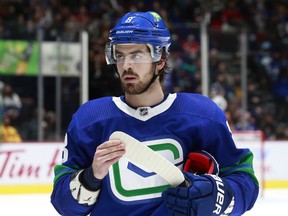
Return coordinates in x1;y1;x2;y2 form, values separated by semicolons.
162;172;234;216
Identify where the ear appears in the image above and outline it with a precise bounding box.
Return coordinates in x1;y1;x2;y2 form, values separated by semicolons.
156;59;165;71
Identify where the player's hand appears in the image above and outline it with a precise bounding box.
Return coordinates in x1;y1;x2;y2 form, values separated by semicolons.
91;140;125;180
162;172;234;216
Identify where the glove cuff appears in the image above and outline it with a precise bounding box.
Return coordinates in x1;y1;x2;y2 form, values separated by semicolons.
221;196;235;215
207;175;234;215
69;170;100;206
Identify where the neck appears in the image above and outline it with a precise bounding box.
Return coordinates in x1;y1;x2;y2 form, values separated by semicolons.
125;83;164;107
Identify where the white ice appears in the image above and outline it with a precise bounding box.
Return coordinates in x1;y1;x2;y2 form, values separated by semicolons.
0;189;287;216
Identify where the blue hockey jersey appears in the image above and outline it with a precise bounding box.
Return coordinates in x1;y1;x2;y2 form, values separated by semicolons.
51;93;259;216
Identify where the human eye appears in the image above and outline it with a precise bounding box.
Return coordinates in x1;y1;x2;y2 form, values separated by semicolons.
115;53;124;62
131;52;146;62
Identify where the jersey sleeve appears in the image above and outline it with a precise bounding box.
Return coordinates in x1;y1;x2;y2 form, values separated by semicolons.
50;113;96;216
199;103;259;215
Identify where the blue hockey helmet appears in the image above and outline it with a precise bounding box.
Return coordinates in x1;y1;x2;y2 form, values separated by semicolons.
105;11;171;65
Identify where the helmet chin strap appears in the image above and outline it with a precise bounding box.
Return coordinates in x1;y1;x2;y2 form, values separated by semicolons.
138;64;160;94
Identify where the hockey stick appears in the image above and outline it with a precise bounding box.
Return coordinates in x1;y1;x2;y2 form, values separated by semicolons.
109;131;185;187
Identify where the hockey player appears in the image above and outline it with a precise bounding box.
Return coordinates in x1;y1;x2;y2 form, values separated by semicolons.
51;11;259;215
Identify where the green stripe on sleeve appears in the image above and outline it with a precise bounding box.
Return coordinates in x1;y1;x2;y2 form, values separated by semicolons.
53;164;80;184
221;151;259;186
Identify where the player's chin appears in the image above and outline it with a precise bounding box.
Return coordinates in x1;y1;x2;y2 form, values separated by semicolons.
122;84;143;95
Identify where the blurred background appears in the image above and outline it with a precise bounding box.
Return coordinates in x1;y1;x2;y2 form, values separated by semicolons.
0;1;288;215
0;0;287;141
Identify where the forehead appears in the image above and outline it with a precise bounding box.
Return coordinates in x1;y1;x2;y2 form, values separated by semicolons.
115;44;149;53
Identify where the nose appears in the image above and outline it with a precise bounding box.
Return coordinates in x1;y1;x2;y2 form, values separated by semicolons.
122;58;132;70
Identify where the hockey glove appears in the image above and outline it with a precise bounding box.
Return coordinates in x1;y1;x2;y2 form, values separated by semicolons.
162;172;234;216
184;150;219;175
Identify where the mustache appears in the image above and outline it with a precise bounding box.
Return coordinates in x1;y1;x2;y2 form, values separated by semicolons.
122;69;138;78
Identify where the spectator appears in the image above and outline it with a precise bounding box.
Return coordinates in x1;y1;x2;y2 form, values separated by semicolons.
0;75;4;92
43;111;56;141
0;76;4;129
0;114;22;143
1;83;22;123
210;83;228;111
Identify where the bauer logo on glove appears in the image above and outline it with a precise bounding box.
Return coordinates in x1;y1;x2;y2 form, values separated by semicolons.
162;150;234;216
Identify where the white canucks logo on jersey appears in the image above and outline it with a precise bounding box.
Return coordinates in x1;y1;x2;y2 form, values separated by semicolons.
109;138;183;202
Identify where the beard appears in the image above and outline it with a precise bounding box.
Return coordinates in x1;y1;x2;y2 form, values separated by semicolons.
121;69;154;95
122;81;147;95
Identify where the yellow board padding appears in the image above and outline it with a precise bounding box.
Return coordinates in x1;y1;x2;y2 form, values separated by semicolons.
0;181;288;194
264;181;288;188
0;184;53;194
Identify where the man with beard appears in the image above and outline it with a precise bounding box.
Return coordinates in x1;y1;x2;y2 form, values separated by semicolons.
51;11;259;216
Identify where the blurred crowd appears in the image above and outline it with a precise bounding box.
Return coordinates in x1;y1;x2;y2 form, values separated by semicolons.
0;0;288;141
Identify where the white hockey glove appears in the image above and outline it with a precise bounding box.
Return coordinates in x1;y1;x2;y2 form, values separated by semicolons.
70;167;101;206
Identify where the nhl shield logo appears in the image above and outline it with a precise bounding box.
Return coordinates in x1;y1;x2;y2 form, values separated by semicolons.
138;107;148;116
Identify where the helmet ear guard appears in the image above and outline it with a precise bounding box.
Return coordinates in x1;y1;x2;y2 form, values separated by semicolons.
105;11;171;65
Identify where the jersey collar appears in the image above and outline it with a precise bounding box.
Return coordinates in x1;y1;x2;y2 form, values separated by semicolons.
112;93;177;121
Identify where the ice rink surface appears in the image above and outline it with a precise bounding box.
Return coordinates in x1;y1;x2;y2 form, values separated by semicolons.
0;189;287;216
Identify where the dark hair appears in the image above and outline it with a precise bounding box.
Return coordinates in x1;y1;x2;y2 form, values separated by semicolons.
158;49;171;83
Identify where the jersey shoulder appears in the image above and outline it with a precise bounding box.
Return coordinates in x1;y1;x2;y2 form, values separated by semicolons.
73;96;118;129
175;92;222;119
